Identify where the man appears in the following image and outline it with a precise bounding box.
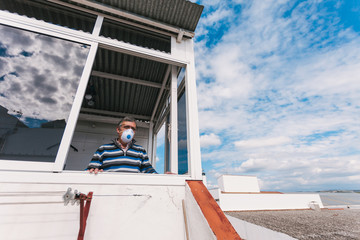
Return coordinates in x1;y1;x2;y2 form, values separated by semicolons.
87;116;157;174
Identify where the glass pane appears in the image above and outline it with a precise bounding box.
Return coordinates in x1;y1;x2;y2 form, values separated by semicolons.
178;92;188;174
100;19;171;53
164;115;171;173
177;68;185;87
0;0;96;33
0;25;90;162
154;123;165;174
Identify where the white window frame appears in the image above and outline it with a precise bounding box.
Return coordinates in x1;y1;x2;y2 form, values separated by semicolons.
0;11;98;171
183;40;202;180
169;65;179;174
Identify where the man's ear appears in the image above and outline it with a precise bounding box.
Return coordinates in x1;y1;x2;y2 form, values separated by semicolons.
116;127;121;134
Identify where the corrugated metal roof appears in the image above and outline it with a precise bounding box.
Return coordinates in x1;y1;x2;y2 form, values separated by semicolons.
82;49;170;120
0;0;96;33
101;19;171;53
82;0;204;32
88;76;160;116
0;0;174;52
93;48;169;84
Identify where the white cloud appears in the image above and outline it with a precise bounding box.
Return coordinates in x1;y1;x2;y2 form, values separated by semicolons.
201;8;233;27
196;0;360;191
178;139;188;149
200;133;221;147
234;136;291;148
155;124;165;147
0;25;89;123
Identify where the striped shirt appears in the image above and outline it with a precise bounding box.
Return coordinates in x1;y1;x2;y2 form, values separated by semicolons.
87;139;157;173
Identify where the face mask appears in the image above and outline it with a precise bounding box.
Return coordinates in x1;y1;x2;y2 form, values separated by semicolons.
121;129;134;144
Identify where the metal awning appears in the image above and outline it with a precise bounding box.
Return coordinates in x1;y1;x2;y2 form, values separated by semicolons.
61;0;204;33
0;0;203;124
81;49;171;121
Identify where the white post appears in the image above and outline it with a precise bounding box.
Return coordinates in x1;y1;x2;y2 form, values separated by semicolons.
184;39;202;179
164;117;170;173
92;15;104;36
152;133;157;170
53;42;99;171
170;65;178;174
148;121;154;166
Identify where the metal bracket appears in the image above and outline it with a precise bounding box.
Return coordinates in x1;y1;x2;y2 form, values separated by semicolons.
177;29;185;43
63;187;79;206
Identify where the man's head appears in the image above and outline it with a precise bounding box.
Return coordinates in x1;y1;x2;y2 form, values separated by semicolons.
117;116;137;145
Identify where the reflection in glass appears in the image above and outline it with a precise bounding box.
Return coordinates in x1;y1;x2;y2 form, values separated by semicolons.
0;25;90;162
165;115;170;173
178;92;188;174
177;68;185;87
0;0;96;33
155;123;166;174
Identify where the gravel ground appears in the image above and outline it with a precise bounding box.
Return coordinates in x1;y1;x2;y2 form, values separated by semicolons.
226;209;360;240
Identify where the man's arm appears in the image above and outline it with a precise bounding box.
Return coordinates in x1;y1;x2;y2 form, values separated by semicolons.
87;148;104;174
140;152;157;174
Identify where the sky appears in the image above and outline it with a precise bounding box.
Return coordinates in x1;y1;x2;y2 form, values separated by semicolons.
1;1;359;192
192;0;360;191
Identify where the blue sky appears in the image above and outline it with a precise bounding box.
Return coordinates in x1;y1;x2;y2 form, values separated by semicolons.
192;0;360;191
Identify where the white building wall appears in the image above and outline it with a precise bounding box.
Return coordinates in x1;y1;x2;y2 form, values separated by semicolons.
202;175;207;187
219;193;324;211
0;172;187;240
184;184;216;240
209;188;220;201
218;175;260;193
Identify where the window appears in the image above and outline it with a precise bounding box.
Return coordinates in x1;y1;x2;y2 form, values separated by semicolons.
0;25;90;163
178;92;188;174
154;123;166;174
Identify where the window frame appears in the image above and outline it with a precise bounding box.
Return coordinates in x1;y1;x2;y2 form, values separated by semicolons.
0;10;98;171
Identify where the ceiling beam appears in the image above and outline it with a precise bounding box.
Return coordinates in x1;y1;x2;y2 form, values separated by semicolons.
91;70;168;89
65;0;195;38
47;0;175;38
78;113;150;128
81;108;150;121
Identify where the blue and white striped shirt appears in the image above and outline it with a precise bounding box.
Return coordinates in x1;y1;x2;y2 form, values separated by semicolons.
87;139;157;173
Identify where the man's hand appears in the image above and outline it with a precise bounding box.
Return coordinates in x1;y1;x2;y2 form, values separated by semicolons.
87;168;104;174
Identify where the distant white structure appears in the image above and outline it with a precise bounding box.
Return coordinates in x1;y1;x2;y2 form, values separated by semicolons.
218;175;260;193
209;175;324;211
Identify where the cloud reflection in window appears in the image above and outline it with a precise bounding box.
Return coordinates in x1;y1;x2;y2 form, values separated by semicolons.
0;24;90;162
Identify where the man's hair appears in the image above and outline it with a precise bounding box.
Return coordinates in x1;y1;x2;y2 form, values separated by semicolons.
118;116;137;127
